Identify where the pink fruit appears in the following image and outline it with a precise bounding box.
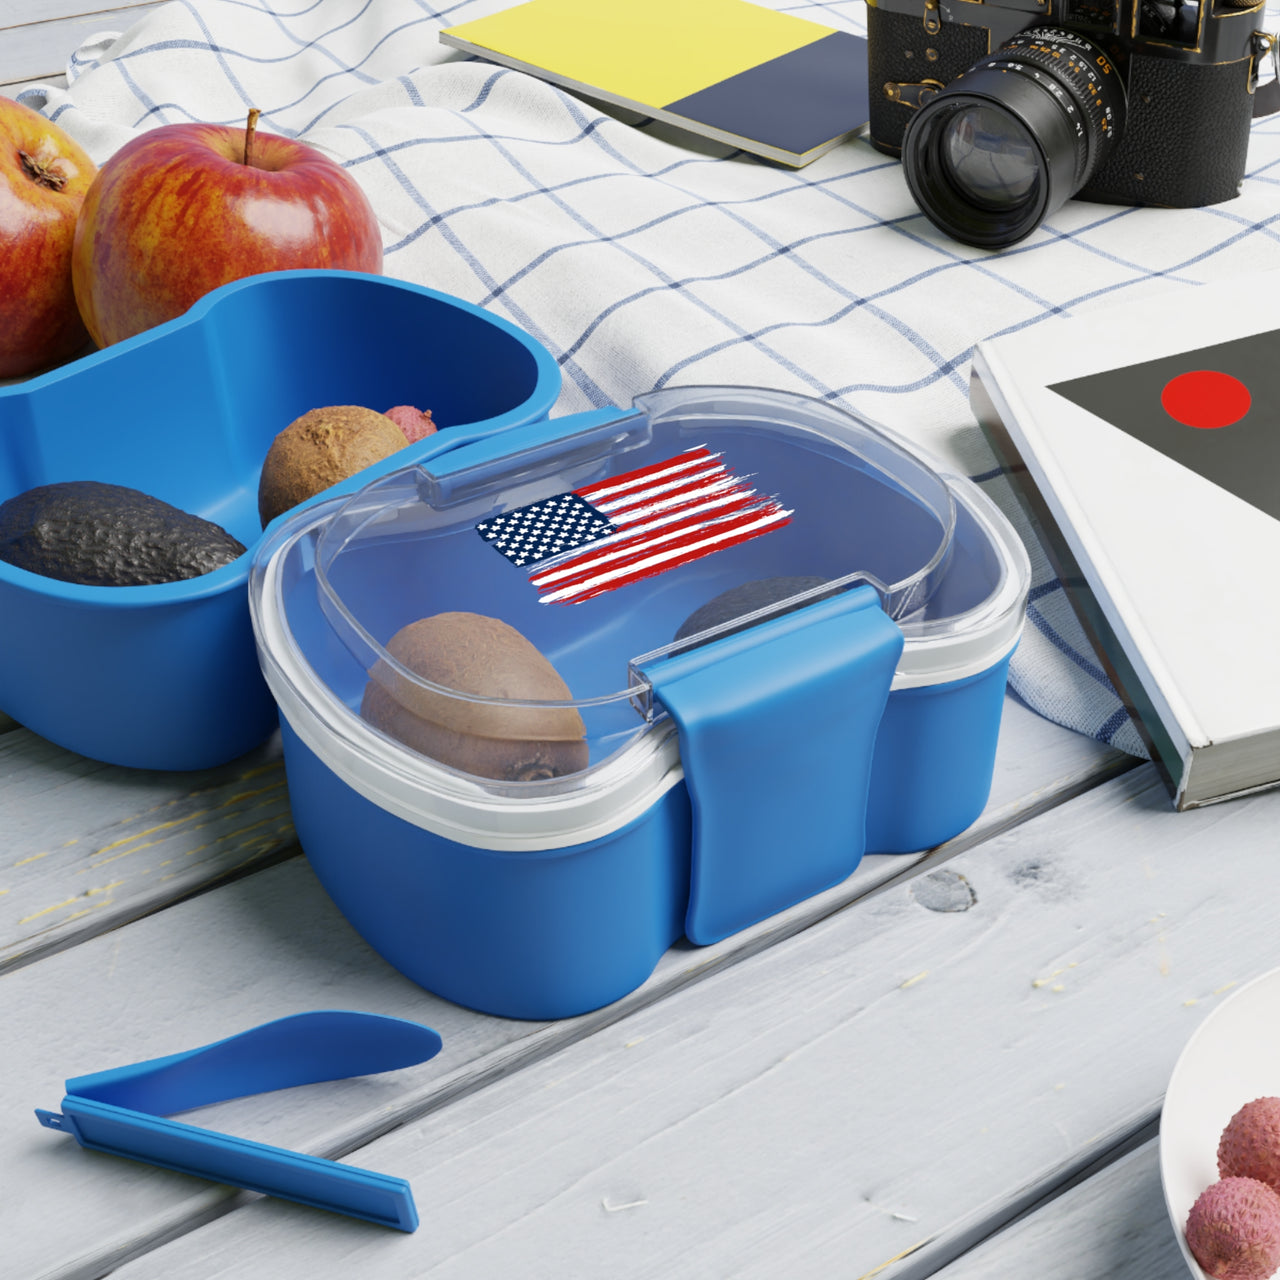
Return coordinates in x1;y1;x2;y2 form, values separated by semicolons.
1221;1099;1280;1192
384;405;436;444
1186;1177;1280;1280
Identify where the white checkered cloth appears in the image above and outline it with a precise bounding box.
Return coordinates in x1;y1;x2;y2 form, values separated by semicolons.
23;0;1280;761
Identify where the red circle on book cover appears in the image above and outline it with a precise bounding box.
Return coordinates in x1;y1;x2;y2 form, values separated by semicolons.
1160;370;1251;429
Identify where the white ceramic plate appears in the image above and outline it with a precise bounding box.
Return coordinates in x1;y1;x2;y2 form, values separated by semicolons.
1161;964;1280;1280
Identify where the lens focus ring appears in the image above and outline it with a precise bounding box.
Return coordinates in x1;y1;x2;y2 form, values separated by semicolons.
983;29;1125;188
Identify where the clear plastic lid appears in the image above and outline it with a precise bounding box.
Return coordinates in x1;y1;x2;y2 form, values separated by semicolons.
294;386;962;785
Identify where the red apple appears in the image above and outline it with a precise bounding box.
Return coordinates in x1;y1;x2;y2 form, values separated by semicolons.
72;110;382;348
0;97;98;378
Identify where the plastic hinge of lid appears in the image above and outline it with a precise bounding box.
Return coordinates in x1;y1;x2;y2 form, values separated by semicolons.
33;1011;443;1232
420;406;643;493
640;586;904;946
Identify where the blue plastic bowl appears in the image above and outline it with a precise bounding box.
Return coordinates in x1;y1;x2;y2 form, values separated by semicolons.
0;270;561;769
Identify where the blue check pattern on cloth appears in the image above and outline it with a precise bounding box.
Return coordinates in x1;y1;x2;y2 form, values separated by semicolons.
26;0;1280;761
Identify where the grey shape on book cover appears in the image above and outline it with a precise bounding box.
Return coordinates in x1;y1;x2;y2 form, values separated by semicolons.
1048;328;1280;522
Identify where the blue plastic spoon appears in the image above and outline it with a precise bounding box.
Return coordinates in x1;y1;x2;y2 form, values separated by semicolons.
35;1010;442;1231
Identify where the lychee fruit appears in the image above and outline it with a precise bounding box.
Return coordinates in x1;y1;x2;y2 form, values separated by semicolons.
1220;1099;1280;1192
383;405;437;444
1186;1177;1280;1280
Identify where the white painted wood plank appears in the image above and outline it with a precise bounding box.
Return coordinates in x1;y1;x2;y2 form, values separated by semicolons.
4;845;950;1280
0;73;67;99
0;6;159;85
98;765;1280;1280
1;859;482;1280
1;0;155;28
0;703;1130;1280
933;1138;1185;1280
0;728;295;974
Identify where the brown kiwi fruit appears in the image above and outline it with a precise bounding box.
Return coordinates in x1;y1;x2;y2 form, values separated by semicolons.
258;405;408;527
360;612;589;781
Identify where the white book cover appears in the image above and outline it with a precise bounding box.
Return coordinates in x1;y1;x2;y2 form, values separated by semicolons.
970;271;1280;809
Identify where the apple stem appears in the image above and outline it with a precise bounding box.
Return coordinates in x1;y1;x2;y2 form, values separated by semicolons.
243;108;261;167
19;150;68;191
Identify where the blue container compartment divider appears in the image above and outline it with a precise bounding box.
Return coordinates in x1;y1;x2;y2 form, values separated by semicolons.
0;270;561;769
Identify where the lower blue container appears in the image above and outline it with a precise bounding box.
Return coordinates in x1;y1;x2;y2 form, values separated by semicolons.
250;386;1029;1018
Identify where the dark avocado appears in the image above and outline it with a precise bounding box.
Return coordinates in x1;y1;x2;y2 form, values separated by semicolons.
675;575;836;645
0;481;247;586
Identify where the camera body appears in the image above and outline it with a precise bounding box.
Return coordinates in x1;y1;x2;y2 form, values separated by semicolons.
867;0;1268;211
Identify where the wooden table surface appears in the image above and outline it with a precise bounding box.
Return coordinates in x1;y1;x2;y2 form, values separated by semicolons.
5;7;1279;1280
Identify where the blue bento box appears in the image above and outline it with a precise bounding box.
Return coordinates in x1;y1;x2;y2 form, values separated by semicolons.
0;270;560;770
248;385;1030;1020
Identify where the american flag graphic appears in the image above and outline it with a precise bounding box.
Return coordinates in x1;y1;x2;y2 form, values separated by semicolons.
475;447;793;604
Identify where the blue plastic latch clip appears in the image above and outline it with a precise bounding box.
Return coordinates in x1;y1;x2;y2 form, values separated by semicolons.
34;1010;443;1232
641;585;903;946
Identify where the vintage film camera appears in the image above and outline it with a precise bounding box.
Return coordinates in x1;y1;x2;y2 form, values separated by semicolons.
866;0;1280;247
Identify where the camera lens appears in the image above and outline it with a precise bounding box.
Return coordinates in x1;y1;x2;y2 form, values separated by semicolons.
939;105;1040;211
902;29;1126;249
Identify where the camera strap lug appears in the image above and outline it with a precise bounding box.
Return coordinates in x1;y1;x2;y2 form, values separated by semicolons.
923;0;942;35
1252;31;1280;118
884;79;946;109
